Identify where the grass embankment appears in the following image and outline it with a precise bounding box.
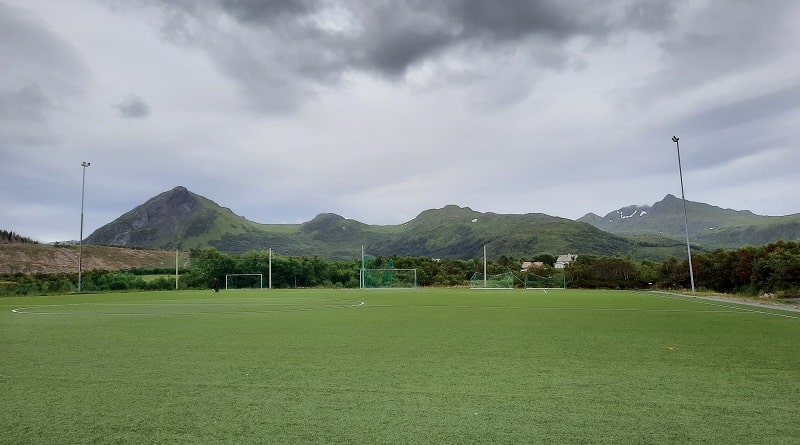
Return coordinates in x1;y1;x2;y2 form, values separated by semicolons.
0;244;184;275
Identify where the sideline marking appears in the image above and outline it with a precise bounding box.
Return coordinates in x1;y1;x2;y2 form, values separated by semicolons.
362;303;741;314
642;291;800;320
11;299;365;316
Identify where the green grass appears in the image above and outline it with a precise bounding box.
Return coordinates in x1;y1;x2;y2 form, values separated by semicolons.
2;289;799;444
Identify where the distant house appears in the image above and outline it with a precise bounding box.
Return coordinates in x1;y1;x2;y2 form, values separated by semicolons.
521;261;544;272
554;254;577;269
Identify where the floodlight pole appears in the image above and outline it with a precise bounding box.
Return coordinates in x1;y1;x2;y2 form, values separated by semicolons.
175;248;179;290
483;245;487;288
361;245;365;289
78;161;91;292
672;136;695;293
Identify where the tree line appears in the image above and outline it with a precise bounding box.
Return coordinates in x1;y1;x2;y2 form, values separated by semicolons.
565;240;799;296
1;241;797;297
0;230;39;244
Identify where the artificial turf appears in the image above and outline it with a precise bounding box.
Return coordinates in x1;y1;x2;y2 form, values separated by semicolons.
1;289;798;444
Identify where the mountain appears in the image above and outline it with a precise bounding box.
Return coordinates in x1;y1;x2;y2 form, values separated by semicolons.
85;186;263;249
85;187;688;261
86;187;800;260
578;194;800;248
371;205;647;259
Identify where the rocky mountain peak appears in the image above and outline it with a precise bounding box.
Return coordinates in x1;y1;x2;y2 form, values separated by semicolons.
85;186;206;248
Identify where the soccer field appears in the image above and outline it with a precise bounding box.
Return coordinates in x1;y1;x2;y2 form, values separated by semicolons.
2;289;799;444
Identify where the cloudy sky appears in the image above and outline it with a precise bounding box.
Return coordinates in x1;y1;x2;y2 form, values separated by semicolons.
2;0;799;242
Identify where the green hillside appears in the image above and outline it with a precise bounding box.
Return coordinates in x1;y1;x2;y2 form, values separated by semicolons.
176;203;692;261
85;189;692;261
87;187;800;262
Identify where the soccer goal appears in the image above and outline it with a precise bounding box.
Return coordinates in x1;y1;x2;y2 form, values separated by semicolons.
360;268;417;289
524;273;566;290
469;272;514;289
225;273;263;290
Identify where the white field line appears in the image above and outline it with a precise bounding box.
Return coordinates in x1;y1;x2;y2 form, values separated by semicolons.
642;291;800;320
11;300;365;316
363;304;742;314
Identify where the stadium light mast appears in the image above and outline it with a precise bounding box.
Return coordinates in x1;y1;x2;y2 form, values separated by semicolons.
78;161;90;293
672;136;695;293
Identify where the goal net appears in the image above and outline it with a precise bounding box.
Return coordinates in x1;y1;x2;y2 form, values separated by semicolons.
360;269;417;289
469;272;514;289
225;274;263;290
524;273;566;289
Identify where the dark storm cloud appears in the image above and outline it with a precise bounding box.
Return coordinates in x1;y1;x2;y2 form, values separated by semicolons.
115;95;151;119
138;0;679;111
210;0;676;71
457;0;604;41
344;3;460;77
217;0;318;25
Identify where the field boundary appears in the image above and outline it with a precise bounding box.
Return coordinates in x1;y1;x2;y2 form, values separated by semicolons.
644;290;800;319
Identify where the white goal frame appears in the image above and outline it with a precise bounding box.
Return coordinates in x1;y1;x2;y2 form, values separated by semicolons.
524;273;566;290
225;273;264;290
469;272;514;290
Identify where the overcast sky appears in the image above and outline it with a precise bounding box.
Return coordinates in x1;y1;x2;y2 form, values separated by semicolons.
2;0;799;242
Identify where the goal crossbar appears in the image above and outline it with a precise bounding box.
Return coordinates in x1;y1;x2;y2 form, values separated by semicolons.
524;273;566;290
225;273;264;290
469;272;514;289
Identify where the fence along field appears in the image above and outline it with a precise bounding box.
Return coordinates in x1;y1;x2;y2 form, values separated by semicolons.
2;288;798;444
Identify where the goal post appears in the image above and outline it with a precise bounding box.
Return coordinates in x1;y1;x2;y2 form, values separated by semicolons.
360;268;417;289
524;272;566;290
225;273;264;290
469;272;514;289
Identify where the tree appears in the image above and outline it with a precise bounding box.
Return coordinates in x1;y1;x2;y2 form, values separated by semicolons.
532;253;557;267
191;248;235;285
